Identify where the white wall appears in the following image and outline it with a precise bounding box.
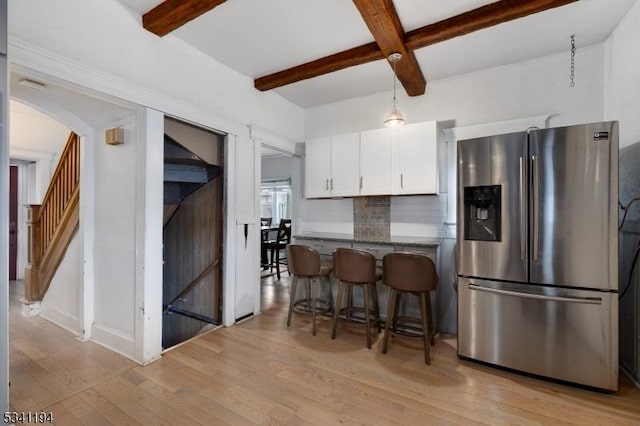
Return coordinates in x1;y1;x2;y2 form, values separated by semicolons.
605;0;640;148
40;232;80;334
91;118;137;356
306;45;604;139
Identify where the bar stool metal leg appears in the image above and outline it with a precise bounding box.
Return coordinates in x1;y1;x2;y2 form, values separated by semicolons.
382;289;397;354
287;275;299;327
426;292;435;346
363;284;372;349
311;277;317;336
419;292;431;365
331;281;345;340
371;282;381;333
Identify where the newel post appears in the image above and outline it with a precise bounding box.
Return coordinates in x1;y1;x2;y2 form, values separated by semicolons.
24;204;42;301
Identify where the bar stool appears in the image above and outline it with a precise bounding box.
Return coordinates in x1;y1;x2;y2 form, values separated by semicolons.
381;252;438;364
286;244;334;336
331;248;382;349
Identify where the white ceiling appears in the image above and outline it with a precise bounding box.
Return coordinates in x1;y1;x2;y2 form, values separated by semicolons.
117;0;636;108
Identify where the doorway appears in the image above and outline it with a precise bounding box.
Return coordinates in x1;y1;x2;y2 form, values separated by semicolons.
162;117;225;349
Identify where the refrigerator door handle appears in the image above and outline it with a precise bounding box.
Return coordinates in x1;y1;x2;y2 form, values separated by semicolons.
532;155;540;261
519;157;526;260
468;284;602;305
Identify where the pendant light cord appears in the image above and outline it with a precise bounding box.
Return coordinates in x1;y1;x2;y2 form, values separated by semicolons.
392;58;397;101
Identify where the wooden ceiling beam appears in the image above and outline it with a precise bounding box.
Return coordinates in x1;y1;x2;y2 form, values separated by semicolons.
254;0;576;92
143;0;227;37
254;42;385;92
352;0;425;96
405;0;577;51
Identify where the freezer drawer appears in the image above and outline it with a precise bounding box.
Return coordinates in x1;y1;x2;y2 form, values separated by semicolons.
457;277;618;391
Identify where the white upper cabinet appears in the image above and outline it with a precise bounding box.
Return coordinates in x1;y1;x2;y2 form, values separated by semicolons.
305;134;360;198
391;121;438;195
305;121;439;198
305;137;331;198
359;127;392;195
330;132;360;197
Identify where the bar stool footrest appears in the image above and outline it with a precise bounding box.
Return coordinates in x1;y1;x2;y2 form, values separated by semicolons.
389;315;437;340
293;298;332;315
337;307;380;325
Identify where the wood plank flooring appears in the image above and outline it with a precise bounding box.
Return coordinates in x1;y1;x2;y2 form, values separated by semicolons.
9;276;640;425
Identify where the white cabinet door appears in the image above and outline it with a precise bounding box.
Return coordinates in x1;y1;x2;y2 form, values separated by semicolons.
359;127;392;195
392;121;438;195
305;137;331;198
330;132;360;197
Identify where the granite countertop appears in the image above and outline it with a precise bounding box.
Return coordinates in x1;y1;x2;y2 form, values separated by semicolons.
293;232;441;247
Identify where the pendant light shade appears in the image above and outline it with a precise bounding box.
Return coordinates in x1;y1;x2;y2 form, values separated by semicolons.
384;98;405;127
384;53;406;128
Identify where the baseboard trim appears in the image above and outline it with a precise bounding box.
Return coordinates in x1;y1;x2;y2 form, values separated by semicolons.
91;322;137;363
39;304;80;337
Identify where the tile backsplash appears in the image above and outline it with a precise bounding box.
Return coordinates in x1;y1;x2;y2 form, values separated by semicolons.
353;196;390;239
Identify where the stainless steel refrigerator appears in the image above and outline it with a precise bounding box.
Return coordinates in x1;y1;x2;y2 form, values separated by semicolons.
456;121;619;391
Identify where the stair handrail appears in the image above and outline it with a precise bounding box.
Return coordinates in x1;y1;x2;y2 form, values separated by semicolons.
37;132;80;255
25;131;81;301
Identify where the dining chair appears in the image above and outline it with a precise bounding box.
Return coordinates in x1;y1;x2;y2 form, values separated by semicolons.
265;219;292;280
260;217;272;227
260;218;273;269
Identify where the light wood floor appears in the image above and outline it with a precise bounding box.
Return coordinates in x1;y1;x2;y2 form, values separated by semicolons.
9;276;640;425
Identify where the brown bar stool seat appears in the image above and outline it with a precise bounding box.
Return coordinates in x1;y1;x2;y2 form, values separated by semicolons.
381;252;438;364
331;248;382;349
286;244;334;336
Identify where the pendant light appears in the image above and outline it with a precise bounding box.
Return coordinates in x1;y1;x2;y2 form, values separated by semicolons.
384;52;406;127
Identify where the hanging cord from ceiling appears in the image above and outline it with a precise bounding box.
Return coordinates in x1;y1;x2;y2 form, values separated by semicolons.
569;34;576;88
619;196;640;299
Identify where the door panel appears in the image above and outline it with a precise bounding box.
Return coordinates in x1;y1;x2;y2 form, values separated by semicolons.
391;121;438;194
458;277;618;391
359;128;392;195
304;138;331;198
9;166;16;280
330;132;360;197
457;132;528;283
529;123;618;290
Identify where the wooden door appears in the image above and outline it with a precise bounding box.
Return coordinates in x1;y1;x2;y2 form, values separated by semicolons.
9;166;17;280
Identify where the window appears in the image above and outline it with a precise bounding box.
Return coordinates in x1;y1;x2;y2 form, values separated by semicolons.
260;179;291;225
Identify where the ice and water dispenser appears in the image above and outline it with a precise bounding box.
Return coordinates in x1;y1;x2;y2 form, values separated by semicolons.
463;185;501;241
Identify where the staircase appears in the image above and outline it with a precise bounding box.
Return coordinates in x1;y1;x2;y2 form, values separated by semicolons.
24;132;80;301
